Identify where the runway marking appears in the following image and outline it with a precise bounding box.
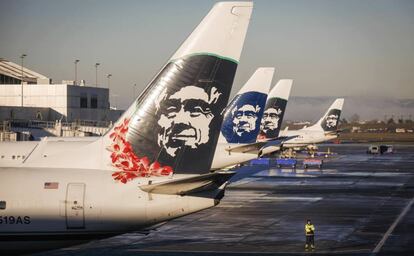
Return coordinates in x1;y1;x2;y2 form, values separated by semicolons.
372;196;414;254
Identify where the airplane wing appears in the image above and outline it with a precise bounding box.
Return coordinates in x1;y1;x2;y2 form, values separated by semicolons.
139;171;235;195
324;129;343;136
225;136;298;154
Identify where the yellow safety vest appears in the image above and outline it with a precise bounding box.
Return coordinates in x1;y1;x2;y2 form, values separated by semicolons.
305;224;315;235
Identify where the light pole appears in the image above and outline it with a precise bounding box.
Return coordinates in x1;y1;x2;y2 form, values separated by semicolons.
74;59;80;85
107;74;112;89
20;54;27;107
95;63;100;87
107;74;112;107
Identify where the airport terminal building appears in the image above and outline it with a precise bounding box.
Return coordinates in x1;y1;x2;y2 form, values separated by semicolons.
0;58;121;122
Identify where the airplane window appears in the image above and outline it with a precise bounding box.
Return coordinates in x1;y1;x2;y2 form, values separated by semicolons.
0;201;5;210
1;155;4;159
12;155;15;159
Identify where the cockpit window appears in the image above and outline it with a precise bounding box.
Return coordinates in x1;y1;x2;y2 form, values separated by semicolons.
0;201;6;210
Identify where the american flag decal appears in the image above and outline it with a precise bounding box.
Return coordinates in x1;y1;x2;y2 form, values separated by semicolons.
44;182;59;189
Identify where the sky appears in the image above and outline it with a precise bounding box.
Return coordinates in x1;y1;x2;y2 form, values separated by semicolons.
1;0;414;118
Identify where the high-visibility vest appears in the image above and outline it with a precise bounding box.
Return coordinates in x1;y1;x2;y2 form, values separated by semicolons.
305;224;315;235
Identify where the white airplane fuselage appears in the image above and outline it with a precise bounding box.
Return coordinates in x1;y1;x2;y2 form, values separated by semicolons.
0;139;257;170
279;128;337;148
0;137;222;252
0;167;218;249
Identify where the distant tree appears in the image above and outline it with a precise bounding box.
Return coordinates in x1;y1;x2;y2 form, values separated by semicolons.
350;114;360;123
341;118;348;124
398;118;404;124
405;119;413;124
387;118;395;124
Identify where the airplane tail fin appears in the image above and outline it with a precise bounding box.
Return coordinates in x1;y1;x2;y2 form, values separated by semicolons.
257;79;293;140
312;98;344;132
220;67;274;144
102;2;253;182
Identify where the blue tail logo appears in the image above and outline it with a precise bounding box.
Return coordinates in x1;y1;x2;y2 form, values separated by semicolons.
221;91;267;143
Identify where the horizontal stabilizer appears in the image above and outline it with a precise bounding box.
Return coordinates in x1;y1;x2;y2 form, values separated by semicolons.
324;129;343;135
139;171;235;195
225;136;297;154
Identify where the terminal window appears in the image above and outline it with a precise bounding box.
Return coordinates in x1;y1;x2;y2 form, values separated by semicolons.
91;94;98;109
80;93;88;108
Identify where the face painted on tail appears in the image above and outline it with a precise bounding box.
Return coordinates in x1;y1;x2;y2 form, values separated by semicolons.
221;91;267;143
156;85;221;157
325;114;338;128
258;97;287;140
261;107;282;131
232;104;261;136
321;109;341;131
109;54;237;179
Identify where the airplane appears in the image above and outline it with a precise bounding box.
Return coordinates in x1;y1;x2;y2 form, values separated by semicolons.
0;2;253;253
211;79;293;168
278;98;345;150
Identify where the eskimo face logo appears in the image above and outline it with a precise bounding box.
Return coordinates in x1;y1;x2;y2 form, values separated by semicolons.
261;107;282;132
122;54;236;173
325;114;338;128
232;104;261;137
258;97;287;140
221;91;267;144
156;85;222;157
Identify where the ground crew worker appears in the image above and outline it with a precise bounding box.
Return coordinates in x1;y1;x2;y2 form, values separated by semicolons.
305;219;315;250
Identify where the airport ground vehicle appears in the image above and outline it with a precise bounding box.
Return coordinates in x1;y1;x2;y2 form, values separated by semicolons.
367;145;380;154
250;158;272;166
303;158;323;169
379;145;394;154
276;158;297;168
367;145;394;154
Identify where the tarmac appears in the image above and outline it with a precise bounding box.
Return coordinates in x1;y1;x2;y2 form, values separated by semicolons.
39;144;414;256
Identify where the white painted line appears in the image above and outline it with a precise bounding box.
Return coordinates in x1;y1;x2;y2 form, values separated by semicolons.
126;248;371;254
372;197;414;254
229;178;261;187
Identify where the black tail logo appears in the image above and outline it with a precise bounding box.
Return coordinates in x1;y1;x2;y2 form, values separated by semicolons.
124;54;237;174
258;97;287;140
321;109;341;131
